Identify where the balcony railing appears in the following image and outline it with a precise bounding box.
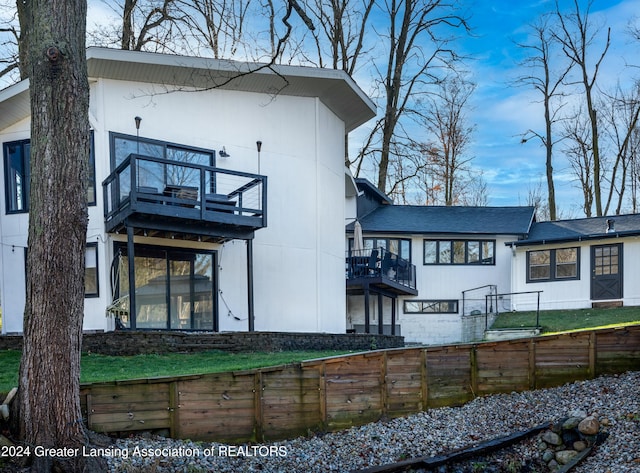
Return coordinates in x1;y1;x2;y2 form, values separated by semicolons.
103;153;267;235
346;247;416;291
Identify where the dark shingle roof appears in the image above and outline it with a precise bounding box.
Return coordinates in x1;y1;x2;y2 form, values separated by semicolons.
347;205;536;235
512;213;640;246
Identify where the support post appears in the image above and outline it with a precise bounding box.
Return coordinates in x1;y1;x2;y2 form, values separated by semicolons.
378;292;384;335
127;225;136;330
247;239;255;332
364;284;370;334
391;297;396;335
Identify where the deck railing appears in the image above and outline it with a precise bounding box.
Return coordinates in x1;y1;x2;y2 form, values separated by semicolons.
103;153;267;227
346;247;416;290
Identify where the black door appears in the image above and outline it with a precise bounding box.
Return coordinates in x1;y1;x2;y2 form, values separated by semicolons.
591;244;623;300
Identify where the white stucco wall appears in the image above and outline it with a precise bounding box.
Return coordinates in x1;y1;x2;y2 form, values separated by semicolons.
0;76;351;334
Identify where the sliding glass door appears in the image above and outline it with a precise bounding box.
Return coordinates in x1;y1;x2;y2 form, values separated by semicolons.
115;245;217;330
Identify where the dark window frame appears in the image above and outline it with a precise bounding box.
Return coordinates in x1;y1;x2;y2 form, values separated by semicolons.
526;247;580;283
349;237;412;262
404;299;459;314
3;139;30;213
113;242;218;331
423;239;496;265
109;132;216;170
85;242;99;298
4;134;97;214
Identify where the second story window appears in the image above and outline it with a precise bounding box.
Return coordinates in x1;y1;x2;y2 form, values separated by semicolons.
3;140;30;213
3;135;96;214
350;237;411;262
424;239;495;265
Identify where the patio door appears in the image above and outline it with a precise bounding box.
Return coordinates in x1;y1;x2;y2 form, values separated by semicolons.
591;243;623;300
116;244;217;330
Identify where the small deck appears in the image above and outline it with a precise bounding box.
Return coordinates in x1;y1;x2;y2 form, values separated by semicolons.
346;248;417;296
103;154;267;242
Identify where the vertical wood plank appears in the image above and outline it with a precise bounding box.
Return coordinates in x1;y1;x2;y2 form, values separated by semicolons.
421;349;428;410
470;345;478;398
169;381;179;439
529;339;536;390
381;352;388;417
589;331;596;378
318;362;327;430
254;371;263;441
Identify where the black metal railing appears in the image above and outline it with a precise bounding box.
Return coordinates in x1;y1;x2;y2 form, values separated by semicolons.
346;247;416;290
103;153;267;228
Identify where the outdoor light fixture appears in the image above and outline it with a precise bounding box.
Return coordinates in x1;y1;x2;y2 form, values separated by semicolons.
257;140;263;173
219;147;230;157
134;116;142;130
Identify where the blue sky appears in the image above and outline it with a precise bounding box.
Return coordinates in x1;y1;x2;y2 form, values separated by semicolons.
454;0;640;214
71;0;640;215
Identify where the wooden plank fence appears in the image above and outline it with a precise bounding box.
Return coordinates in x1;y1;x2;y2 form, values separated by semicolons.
80;324;640;442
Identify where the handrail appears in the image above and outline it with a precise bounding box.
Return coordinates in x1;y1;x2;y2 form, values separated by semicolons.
346;247;416;290
102;153;267;225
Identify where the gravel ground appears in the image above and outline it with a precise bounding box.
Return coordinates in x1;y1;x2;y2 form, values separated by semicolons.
103;371;640;472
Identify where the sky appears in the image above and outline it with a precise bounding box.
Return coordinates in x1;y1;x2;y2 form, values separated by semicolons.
6;0;638;216
451;0;640;215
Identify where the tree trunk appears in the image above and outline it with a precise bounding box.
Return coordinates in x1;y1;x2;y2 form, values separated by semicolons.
17;1;103;471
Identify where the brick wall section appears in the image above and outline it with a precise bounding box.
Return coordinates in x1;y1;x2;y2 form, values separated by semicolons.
0;331;404;355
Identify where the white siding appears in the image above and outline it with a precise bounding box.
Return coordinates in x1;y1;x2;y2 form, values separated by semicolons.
511;237;640;311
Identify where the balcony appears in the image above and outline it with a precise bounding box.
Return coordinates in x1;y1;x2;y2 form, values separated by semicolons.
346;247;417;296
103;154;267;242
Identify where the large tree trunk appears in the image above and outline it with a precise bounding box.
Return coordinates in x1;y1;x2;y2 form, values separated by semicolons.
17;1;103;471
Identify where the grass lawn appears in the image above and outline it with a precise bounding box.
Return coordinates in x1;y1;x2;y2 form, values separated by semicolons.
0;349;352;395
490;305;640;333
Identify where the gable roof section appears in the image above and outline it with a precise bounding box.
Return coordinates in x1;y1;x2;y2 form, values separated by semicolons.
355;178;393;205
0;47;376;132
511;213;640;246
347;205;536;236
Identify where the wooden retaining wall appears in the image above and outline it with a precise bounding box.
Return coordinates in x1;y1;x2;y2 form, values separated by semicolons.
80;324;640;442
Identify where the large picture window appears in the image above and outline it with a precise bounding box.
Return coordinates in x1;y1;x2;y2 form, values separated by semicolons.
110;133;215;195
3;135;96;213
527;247;579;282
424;240;495;265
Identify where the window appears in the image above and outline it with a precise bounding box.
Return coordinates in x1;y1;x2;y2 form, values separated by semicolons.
4;140;29;213
3;135;96;213
350;237;411;261
527;247;579;282
85;243;99;297
424;240;495;265
404;300;458;314
110;133;215;194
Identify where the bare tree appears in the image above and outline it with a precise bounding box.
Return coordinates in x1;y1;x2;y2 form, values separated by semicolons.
601;82;640;214
420;74;475;205
305;0;374;74
15;0;106;471
353;0;469;195
554;0;610;216
517;13;571;221
563;107;595;216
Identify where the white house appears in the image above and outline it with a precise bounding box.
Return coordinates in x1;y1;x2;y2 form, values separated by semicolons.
0;47;376;335
508;214;640;311
345;179;536;345
346;179;640;345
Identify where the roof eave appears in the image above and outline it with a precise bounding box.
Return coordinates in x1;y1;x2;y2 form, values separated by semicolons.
509;229;640;247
